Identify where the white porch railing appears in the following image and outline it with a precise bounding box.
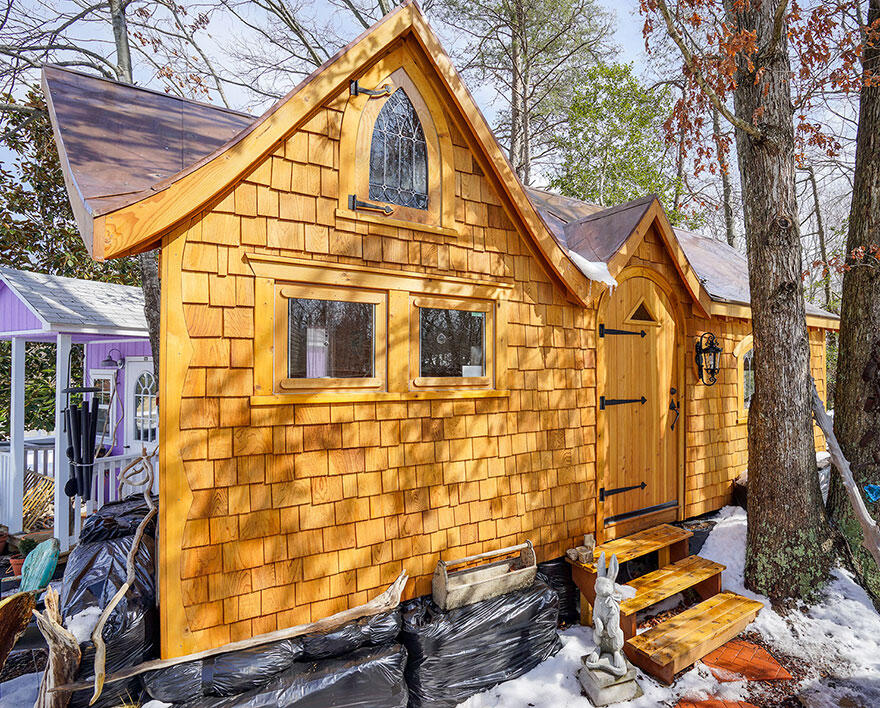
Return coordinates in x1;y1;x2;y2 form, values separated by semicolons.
0;446;149;549
0;450;11;529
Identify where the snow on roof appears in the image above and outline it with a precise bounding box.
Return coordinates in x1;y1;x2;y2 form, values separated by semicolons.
0;266;147;334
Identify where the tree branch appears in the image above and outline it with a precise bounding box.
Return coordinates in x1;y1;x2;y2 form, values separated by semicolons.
653;0;762;139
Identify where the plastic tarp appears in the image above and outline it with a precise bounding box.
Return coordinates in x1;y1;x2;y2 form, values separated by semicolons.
175;644;409;708
60;533;157;708
142;609;402;702
401;577;562;708
78;495;158;543
537;557;580;625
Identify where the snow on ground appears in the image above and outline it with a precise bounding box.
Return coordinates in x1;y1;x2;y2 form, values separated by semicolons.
65;606;103;643
0;671;41;707
460;506;880;707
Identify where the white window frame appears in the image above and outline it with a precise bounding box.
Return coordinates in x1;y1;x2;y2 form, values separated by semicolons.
124;357;159;451
88;368;117;449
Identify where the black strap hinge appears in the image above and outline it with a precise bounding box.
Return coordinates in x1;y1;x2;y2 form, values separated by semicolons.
599;324;646;338
600;395;647;410
350;80;392;97
600;481;647;502
348;194;394;215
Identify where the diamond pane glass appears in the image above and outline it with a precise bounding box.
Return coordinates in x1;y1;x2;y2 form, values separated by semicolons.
369;89;429;210
743;349;755;409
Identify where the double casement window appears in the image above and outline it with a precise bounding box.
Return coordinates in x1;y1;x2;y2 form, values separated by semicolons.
263;274;502;398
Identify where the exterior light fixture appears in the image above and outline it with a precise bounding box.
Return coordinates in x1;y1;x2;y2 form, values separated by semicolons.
100;347;124;369
695;332;722;386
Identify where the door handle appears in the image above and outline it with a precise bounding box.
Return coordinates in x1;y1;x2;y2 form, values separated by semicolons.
668;388;680;431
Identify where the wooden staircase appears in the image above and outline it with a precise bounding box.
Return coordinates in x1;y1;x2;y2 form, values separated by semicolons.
567;524;763;685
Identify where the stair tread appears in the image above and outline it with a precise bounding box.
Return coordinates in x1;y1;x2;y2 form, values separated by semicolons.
621;555;725;616
627;592;763;665
583;524;692;570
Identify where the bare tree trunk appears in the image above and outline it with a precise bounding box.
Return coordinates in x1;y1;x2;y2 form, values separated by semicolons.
729;1;830;598
827;0;880;607
108;0;161;377
806;165;831;309
673;121;685;214
713;107;736;246
522;60;531;186
509;3;522;175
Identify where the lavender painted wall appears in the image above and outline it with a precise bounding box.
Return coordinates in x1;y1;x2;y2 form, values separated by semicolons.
85;339;152;455
0;283;43;333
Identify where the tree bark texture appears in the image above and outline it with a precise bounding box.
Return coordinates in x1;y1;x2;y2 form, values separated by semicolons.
713;108;736;246
729;0;829;599
827;0;880;607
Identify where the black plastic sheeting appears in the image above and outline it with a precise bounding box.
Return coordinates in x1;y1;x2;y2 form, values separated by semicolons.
142;608;402;702
537;557;580;625
61;534;157;708
175;644;409;708
401;577;562;708
78;495;158;544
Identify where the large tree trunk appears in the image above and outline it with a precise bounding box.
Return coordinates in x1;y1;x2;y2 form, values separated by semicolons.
729;0;830;598
827;0;880;607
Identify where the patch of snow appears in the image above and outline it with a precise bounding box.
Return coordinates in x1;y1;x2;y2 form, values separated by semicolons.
459;504;880;707
568;251;617;288
143;701;174;708
0;671;42;707
65;606;103;643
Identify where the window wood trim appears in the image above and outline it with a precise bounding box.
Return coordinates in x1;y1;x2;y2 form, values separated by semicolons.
274;283;387;394
338;47;456;232
410;293;495;390
734;334;754;423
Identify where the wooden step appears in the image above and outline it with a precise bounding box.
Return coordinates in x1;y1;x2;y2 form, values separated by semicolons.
625;591;763;684
619;555;725;639
583;524;692;571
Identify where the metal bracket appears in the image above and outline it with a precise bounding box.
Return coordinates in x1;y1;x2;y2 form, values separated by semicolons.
600;481;647;502
599;395;647;410
350;80;392;97
348;194;394;215
599;324;646;338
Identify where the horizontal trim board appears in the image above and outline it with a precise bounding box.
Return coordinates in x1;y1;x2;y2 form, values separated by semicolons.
251;389;510;405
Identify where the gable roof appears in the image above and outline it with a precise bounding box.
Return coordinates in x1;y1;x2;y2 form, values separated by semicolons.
526;188;839;327
0;267;147;335
43;1;592;305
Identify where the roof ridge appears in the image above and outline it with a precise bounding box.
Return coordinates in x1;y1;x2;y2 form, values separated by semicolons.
566;194;658;228
42;64;257;120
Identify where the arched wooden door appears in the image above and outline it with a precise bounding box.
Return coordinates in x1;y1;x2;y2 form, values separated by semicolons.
597;271;683;539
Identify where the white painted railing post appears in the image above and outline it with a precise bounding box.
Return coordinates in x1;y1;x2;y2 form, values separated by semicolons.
9;337;25;534
54;333;72;551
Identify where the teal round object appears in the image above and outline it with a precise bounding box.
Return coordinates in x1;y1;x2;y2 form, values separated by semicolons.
19;538;60;592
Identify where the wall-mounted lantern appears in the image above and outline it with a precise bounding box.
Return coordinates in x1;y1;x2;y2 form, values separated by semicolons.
100;347;125;369
695;332;722;386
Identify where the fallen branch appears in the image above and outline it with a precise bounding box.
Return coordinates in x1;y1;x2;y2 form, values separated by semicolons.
87;447;157;705
811;381;880;567
52;570;409;693
33;586;81;708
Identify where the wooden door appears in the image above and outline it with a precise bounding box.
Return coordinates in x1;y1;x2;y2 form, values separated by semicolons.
597;274;682;538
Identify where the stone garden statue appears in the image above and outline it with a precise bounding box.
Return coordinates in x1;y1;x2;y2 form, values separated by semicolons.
583;551;627;677
577;552;642;705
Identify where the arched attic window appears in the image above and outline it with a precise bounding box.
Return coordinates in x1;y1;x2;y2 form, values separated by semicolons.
368;89;429;210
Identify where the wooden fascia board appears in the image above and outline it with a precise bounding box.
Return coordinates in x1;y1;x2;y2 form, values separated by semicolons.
708;300;840;331
42;70;98;259
603;199;711;318
97;4;418;260
406;11;590;306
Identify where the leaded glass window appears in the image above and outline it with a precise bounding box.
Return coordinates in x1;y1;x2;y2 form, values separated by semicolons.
133;371;158;443
369;89;429;210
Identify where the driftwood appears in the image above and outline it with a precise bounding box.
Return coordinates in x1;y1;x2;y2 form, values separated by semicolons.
33;586;81;708
87;447;158;705
0;591;36;673
52;570;409;694
811;382;880;567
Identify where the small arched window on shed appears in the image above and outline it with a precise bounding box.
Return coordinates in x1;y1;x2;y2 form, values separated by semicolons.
369;89;429;210
742;348;755;410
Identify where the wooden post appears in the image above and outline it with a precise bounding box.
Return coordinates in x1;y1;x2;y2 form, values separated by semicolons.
54;333;71;552
9;337;25;534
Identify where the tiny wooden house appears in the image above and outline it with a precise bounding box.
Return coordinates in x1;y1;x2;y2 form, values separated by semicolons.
43;2;837;659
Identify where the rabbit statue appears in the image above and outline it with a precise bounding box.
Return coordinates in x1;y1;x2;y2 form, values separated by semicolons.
583;551;627;677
